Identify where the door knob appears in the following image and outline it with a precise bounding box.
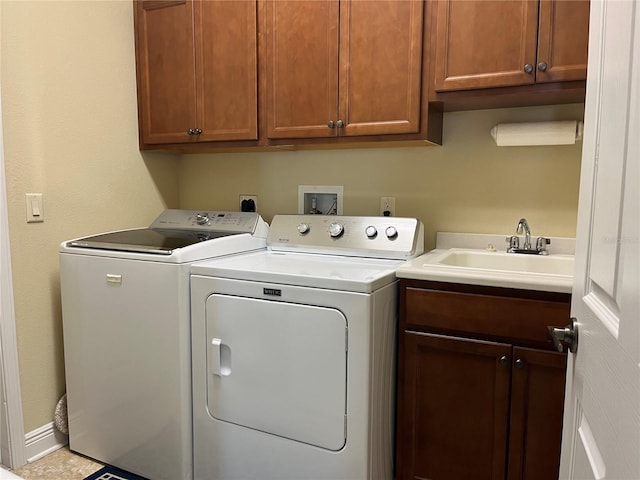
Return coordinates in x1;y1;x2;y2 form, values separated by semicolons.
538;61;548;72
548;318;578;353
524;63;534;74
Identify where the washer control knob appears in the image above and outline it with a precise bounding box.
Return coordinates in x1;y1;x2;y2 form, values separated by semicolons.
385;226;398;239
195;212;209;225
297;223;310;234
329;222;344;238
365;226;378;238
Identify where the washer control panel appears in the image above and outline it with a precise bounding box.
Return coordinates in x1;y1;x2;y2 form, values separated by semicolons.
269;215;424;259
150;209;262;233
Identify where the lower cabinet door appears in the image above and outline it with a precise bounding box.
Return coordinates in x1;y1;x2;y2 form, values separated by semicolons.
507;347;568;480
396;332;512;480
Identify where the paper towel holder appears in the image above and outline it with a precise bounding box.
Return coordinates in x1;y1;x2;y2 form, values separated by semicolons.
490;120;584;146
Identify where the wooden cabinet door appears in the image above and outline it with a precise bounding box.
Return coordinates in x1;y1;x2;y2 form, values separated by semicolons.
433;0;539;92
195;1;258;141
507;347;567;480
135;0;197;144
264;0;339;139
536;0;590;83
396;332;511;480
338;0;423;136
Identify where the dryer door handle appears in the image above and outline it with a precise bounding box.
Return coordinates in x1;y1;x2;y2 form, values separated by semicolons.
209;338;222;376
209;338;232;377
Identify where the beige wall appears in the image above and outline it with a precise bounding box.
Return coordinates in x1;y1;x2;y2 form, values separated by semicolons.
0;0;584;442
1;1;179;432
180;103;584;251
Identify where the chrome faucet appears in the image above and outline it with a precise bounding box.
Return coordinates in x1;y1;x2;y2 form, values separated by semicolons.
506;218;550;255
516;218;532;250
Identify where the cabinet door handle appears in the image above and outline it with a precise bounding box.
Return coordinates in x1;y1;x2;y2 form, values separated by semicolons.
498;355;509;366
327;120;335;128
336;120;345;128
514;358;525;369
538;61;548;72
524;63;534;74
187;128;196;135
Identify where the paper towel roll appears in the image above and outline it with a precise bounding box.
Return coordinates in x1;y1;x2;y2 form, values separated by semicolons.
490;120;583;146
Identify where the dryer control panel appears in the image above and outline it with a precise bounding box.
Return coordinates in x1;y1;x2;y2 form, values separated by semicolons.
267;215;424;260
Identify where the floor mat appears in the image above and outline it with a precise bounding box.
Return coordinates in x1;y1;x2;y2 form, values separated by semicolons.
83;465;149;480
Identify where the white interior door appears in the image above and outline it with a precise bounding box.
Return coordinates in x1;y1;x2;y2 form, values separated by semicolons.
559;1;640;478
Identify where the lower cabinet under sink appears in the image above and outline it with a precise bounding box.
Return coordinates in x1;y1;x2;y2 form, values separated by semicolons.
395;279;571;480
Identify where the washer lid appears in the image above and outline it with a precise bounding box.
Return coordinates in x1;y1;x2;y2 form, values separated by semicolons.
63;210;268;256
66;228;235;255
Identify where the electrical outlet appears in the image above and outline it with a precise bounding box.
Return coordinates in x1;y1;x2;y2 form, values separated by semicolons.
380;196;395;217
239;194;257;212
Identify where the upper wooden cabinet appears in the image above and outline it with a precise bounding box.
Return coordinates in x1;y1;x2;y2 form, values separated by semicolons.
433;0;589;91
429;0;589;109
134;0;258;146
263;0;425;139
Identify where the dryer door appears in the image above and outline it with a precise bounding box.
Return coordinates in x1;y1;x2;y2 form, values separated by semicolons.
205;294;347;451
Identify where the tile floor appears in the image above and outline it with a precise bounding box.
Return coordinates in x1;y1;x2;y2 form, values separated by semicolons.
10;447;103;480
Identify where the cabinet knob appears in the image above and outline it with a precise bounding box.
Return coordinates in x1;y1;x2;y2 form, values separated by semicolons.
327;120;335;128
498;355;509;366
524;63;534;74
514;358;525;369
336;120;345;128
194;128;202;135
187;128;203;136
538;61;548;72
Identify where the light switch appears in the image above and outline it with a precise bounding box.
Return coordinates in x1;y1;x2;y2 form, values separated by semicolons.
26;193;44;223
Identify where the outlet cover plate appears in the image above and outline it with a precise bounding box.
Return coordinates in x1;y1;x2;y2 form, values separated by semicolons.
380;196;396;216
239;194;257;212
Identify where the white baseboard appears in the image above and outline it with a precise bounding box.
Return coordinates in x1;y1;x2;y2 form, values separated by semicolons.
24;423;67;464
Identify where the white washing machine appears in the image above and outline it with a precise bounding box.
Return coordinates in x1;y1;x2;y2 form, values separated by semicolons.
59;210;268;480
190;214;424;480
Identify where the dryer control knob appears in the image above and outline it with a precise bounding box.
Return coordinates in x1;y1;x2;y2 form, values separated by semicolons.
365;226;378;238
297;223;310;234
385;226;398;239
195;212;209;225
329;222;344;238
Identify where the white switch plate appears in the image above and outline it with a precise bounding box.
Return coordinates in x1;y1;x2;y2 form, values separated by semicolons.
26;193;44;223
380;196;395;216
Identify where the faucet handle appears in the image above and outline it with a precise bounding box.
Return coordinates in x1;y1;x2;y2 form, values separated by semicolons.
536;237;551;253
506;235;520;251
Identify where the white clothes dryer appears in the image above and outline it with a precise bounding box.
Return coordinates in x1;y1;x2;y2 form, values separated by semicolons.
60;210;268;480
190;214;424;480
